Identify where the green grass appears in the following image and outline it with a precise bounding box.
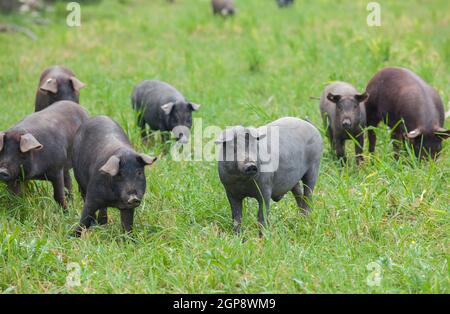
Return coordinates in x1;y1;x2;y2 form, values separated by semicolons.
0;0;449;293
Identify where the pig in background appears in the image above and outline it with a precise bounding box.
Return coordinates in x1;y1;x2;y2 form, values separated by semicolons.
212;0;235;16
0;101;89;208
320;82;368;164
365;67;449;159
216;117;323;236
276;0;294;8
35;66;86;112
131;80;200;144
72;115;157;237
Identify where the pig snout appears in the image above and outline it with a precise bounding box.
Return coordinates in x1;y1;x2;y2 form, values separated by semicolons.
342;119;352;129
243;162;258;176
127;194;141;206
0;168;10;181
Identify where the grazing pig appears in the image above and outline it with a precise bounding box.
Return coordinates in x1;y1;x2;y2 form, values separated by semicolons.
365;67;449;159
35;66;86;112
72;116;157;237
131;80;200;144
216;117;323;235
212;0;235;16
320;82;369;164
0;101;89;208
276;0;294;7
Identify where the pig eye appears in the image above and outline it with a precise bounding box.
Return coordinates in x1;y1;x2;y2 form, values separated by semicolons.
136;170;143;176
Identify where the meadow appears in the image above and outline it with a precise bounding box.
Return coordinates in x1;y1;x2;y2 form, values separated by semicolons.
0;0;449;293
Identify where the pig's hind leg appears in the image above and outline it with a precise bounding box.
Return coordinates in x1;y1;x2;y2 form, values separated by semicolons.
299;165;320;214
49;169;67;210
97;208;108;225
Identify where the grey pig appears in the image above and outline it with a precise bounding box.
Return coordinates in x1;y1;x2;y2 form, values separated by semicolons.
72;116;157;237
35;66;86;112
0;101;89;208
131;80;200;144
320;82;368;164
216;117;323;235
212;0;235;16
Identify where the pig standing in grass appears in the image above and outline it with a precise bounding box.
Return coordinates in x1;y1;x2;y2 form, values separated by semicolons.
365;67;449;159
131;80;200;143
35;66;86;112
212;0;235;16
0;101;89;208
320;82;369;164
216;117;323;235
72;116;157;237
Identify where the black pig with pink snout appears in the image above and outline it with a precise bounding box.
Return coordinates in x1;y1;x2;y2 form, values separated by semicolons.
72;116;157;237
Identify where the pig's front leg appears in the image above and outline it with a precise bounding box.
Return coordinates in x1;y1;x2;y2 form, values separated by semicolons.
257;192;271;238
49;169;66;210
120;208;135;233
227;192;243;234
74;201;98;237
63;169;72;199
335;139;347;164
7;180;21;195
97;208;108;225
355;132;364;165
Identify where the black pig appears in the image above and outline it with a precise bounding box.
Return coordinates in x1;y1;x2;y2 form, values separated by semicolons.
72;116;157;236
35;66;86;112
131;80;200;144
365;67;449;159
0;101;89;207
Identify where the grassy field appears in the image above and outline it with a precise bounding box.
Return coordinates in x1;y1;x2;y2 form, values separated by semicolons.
0;0;449;293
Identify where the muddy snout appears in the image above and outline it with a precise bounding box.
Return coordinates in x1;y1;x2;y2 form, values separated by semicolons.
0;168;11;181
127;194;141;207
342;118;352;129
172;126;190;144
243;162;258;176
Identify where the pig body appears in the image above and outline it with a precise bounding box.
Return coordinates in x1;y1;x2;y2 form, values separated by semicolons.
320;82;368;164
365;67;449;158
216;117;323;235
276;0;294;7
35;66;86;112
212;0;235;16
72;116;156;236
131;80;200;143
0;101;89;208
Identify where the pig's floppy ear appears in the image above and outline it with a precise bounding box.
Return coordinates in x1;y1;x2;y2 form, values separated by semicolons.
0;132;5;152
40;78;58;94
355;92;369;103
406;128;422;139
20;133;43;153
137;154;157;166
161;102;175;115
70;77;86;92
188;102;201;111
100;155;120;176
247;127;266;141
327;93;341;104
434;127;450;140
215;129;234;144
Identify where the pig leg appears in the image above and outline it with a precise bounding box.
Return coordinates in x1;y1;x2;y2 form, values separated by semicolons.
257;193;271;237
335;139;347;164
120;208;135;233
291;182;304;209
74;201;98;237
355;133;364;165
391;131;403;160
227;193;243;234
97;208;108;225
63;169;72;199
7;181;21;195
49;170;66;210
300;164;319;214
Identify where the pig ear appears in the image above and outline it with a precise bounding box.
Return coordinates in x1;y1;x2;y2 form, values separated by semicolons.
215;128;234;144
40;78;58;94
0;132;4;152
99;155;120;176
188;102;201;111
20;133;43;153
161;102;175;115
355;92;369;103
137;154;157;166
70;77;86;92
434;127;450;140
327;93;341;103
406;128;422;139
